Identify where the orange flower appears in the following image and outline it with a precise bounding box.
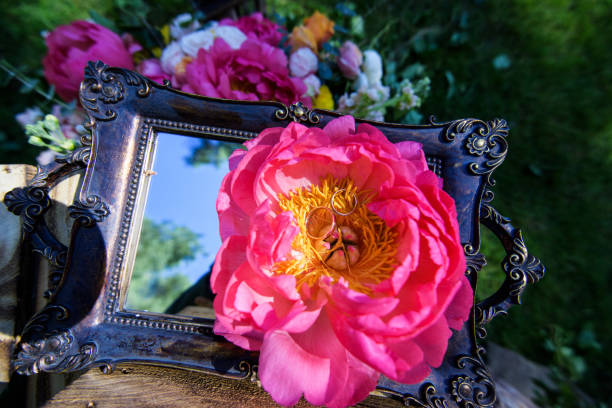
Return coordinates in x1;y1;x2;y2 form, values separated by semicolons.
304;11;334;47
289;25;317;53
173;56;193;83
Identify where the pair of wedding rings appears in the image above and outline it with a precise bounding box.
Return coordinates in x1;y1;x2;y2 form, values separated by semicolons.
305;189;358;240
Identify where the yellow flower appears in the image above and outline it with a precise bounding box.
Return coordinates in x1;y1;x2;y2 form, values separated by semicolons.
151;47;162;59
289;25;317;53
313;85;334;110
160;25;171;45
304;11;334;47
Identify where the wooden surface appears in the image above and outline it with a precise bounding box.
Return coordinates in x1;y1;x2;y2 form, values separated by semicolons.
0;164;82;406
0;164;37;387
44;365;402;408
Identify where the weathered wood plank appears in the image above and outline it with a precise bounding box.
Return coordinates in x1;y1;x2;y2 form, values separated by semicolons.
0;164;37;388
0;164;83;406
43;365;402;408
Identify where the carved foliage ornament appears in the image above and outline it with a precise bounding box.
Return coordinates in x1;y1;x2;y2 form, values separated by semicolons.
450;349;496;408
14;330;97;375
69;195;111;227
274;101;320;124
79;60;153;122
430;117;509;185
4;186;51;235
475;190;545;338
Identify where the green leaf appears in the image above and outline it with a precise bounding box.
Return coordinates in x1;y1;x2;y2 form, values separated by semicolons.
19;79;39;94
402;110;423;125
492;54;512;70
88;9;119;32
44;85;56;101
445;70;456;99
336;3;356;17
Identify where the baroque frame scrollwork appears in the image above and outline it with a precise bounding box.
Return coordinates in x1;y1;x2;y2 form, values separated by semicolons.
3;61;544;407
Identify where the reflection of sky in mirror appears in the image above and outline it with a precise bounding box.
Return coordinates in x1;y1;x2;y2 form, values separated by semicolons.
145;132;232;283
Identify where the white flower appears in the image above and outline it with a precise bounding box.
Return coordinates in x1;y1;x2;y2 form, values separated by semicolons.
36;150;57;166
338;82;390;122
366;109;385;122
161;41;186;74
289;47;318;78
399;81;420;111
365;83;390;102
15;107;43;128
338;93;356;110
353;72;369;91
362;50;383;87
302;74;321;97
180;23;246;57
170;13;201;40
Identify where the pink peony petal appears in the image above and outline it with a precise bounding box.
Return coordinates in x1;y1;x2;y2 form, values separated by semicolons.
259;330;331;406
213;115;472;407
323;115;356;139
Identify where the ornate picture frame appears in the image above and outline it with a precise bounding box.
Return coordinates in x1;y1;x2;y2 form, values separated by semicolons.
4;61;544;407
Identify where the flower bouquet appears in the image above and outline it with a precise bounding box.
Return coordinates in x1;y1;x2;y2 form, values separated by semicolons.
7;5;430;165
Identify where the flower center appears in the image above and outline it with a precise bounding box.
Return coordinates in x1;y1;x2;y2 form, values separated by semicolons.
230;78;257;95
275;176;398;295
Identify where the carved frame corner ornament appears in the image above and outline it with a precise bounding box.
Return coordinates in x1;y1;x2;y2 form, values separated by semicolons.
79;60;154;122
3;63;546;408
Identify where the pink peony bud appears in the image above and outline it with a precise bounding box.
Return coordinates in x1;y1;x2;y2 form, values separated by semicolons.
42;21;134;102
337;41;363;80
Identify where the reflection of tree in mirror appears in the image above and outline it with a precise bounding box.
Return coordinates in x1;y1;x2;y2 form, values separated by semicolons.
127;217;204;312
187;139;244;167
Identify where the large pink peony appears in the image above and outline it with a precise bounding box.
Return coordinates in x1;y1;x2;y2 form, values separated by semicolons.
43;21;134;102
213;116;472;407
219;12;283;46
181;37;309;107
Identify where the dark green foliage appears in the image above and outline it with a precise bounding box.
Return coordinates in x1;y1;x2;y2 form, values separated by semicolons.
126;217;202;312
272;0;612;404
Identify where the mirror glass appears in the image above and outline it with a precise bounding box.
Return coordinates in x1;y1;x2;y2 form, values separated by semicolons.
124;132;242;318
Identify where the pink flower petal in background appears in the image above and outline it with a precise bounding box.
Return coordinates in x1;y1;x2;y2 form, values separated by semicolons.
136;59;171;85
182;38;309;107
220;12;284;46
43;21;134;102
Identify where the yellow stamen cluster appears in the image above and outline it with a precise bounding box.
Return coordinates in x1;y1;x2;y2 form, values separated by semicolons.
275;176;398;295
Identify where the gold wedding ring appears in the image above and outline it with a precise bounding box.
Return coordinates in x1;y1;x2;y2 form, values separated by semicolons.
305;207;336;240
330;189;358;217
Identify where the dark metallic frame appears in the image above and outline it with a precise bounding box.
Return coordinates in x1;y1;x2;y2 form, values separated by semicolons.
3;61;544;407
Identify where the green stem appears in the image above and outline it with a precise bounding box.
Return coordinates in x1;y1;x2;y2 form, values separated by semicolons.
364;18;398;49
0;59;69;109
